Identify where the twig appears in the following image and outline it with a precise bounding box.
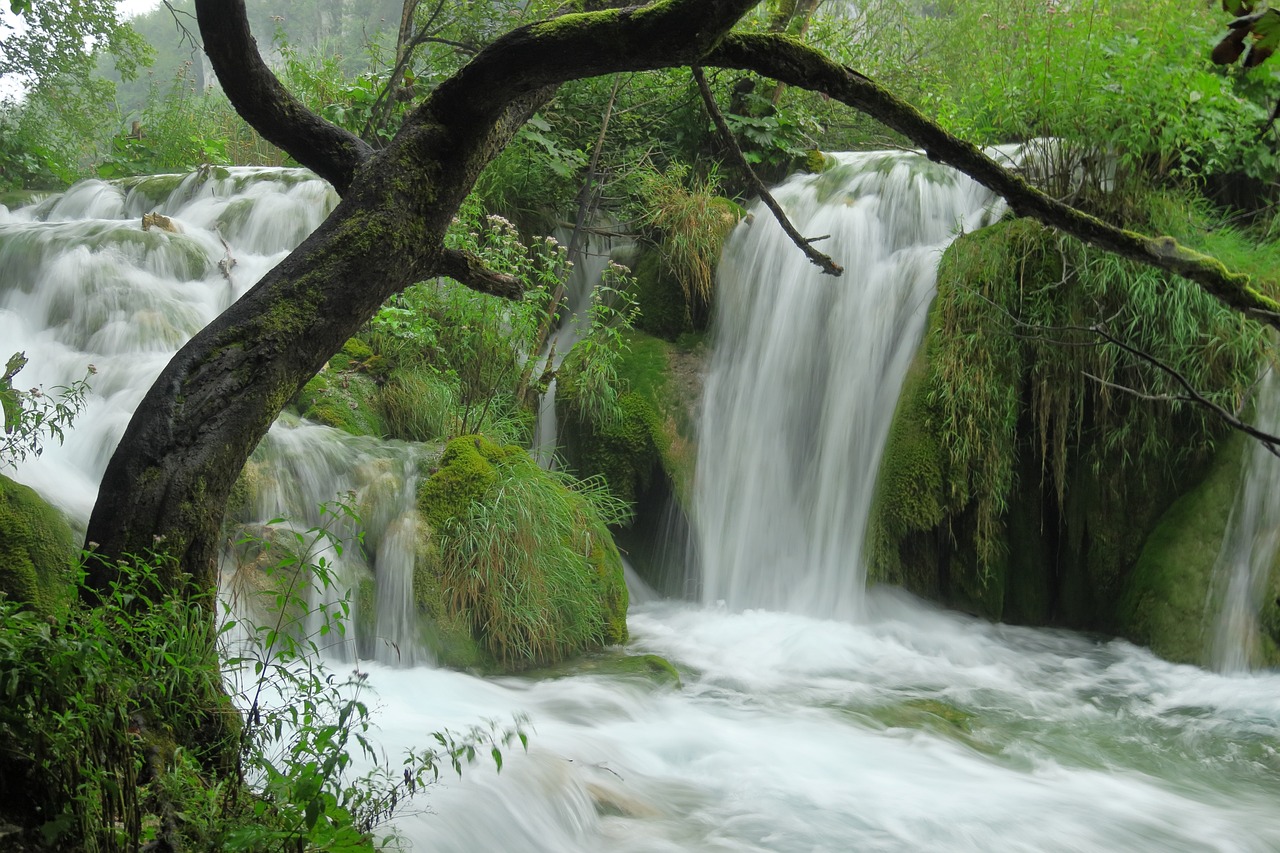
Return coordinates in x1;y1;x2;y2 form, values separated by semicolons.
690;65;842;277
1087;323;1280;457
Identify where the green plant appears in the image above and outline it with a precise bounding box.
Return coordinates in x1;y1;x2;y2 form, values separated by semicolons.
926;196;1270;576
424;437;631;666
629;163;741;314
0;496;528;850
0;352;94;469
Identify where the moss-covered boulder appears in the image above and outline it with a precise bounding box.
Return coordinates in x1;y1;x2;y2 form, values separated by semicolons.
1117;433;1280;668
295;358;385;438
557;331;700;509
1115;436;1241;665
414;435;628;671
630;249;697;341
868;213;1260;643
555;331;703;596
0;474;76;612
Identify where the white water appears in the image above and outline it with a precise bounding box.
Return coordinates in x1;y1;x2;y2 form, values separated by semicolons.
1209;366;1280;672
695;151;1007;617
4;162;1280;851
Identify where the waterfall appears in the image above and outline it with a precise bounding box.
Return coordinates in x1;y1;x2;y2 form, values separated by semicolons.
531;227;619;469
1;168;427;663
1209;366;1280;672
5;164;1280;851
694;151;1008;618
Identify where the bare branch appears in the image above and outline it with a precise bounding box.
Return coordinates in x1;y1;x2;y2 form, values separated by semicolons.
438;249;525;300
691;65;842;277
1087;324;1280;456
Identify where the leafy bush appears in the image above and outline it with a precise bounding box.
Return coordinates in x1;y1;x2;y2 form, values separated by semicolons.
0;501;526;850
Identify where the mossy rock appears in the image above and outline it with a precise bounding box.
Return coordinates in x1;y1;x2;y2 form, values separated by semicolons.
414;435;628;671
557;331;699;511
295;368;384;438
417;435;511;529
870;698;975;732
801;149;830;174
0;474;76;613
413;533;492;671
1117;434;1245;666
523;651;682;688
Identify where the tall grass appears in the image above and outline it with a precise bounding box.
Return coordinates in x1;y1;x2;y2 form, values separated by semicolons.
632;163;741;313
433;446;631;666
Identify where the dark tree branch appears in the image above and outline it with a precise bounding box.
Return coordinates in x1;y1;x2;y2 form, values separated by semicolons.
194;0;373;193
704;33;1280;329
438;249;525;299
691;65;842;277
1087;324;1280;457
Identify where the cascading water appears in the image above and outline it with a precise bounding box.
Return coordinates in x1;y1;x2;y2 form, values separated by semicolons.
0;168;427;664
696;151;1007;617
1209;366;1280;672
4;161;1280;851
531;227;622;469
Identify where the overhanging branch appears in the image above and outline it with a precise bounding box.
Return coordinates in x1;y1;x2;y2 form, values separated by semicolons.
705;33;1280;330
692;65;841;276
438;249;525;300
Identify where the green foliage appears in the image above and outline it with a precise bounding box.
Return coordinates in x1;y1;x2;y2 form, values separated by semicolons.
363;203;636;447
420;435;631;667
922;196;1267;579
0;353;94;470
0;504;527;850
629;163;742;316
97;63;239;178
0;0;149;89
558;331;700;510
918;0;1280;184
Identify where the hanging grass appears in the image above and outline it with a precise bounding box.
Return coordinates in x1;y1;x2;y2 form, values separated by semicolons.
633;163;742;314
922;190;1271;578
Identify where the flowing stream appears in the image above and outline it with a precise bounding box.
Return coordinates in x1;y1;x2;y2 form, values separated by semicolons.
3;161;1280;852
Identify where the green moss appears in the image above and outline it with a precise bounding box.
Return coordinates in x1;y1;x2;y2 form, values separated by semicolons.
802;149;829;173
628;249;693;341
557;331;699;513
416;435;505;529
869;350;946;581
0;474;76;613
1117;434;1246;665
295;369;385;437
870;207;1251;637
414;436;627;670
